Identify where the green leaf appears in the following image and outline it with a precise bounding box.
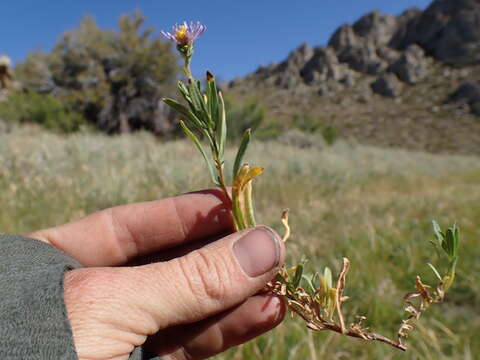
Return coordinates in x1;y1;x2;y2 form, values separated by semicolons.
432;220;444;247
450;256;458;275
217;91;227;158
233;129;251;178
323;267;332;289
206;71;219;127
302;274;316;294
444;228;456;259
177;81;197;114
292;263;304;289
178;81;191;102
232;194;247;231
312;272;319;288
452;224;459;259
189;80;212;127
163;98;205;130
319;277;328;297
275;272;288;285
179;120;219;186
243;181;257;228
427;263;443;282
187;81;203;113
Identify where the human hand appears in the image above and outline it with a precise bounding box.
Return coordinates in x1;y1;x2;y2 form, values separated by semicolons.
30;189;286;360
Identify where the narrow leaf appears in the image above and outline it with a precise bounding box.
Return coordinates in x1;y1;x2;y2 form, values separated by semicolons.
432;220;444;247
444;228;454;258
187;81;203;113
292;263;304;289
239;166;264;191
233;129;251;178
324;267;333;289
218;91;227;158
232;193;246;231
189;80;211;127
243;181;257;228
452;224;459;259
427;263;443;282
233;164;250;192
450;257;458;275
232;164;263;229
302;274;316;294
319;277;328;298
163;98;205;130
179;120;219;186
231;165;249;231
207;71;219;127
178;81;191;102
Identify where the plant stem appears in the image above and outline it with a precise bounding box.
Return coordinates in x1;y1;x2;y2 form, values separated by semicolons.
182;55;194;83
209;130;232;209
288;304;408;351
216;159;231;203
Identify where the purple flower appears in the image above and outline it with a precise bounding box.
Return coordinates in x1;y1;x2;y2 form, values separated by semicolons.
161;21;206;46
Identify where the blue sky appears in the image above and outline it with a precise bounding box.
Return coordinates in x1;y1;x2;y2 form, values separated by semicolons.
1;0;432;81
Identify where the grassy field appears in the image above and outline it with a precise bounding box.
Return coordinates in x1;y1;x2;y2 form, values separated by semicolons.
1;126;479;359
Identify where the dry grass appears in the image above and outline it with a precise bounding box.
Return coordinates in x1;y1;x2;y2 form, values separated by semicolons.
1;125;479;359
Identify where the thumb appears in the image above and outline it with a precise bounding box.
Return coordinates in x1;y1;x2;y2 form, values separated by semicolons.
64;226;285;358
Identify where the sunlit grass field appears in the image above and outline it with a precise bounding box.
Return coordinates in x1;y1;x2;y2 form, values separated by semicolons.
1;126;479;359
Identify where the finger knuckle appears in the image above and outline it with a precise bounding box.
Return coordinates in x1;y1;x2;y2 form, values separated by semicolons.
178;249;232;306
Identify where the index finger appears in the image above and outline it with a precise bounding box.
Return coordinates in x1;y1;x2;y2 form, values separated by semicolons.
29;189;233;267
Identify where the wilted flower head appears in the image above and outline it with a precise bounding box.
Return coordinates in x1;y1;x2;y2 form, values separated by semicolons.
161;21;206;47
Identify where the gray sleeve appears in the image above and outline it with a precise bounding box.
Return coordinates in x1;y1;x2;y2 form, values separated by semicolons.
0;235;161;360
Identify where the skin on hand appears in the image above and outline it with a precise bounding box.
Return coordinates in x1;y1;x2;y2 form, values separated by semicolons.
29;189;286;360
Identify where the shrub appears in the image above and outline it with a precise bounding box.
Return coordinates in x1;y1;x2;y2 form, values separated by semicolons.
291;113;338;145
0;91;89;133
14;11;179;134
224;97;265;140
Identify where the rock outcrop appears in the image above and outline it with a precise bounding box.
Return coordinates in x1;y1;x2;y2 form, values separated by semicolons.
274;43;314;89
398;0;480;66
231;0;480;102
329;11;398;75
388;44;429;84
300;47;343;84
371;73;402;98
449;81;480;115
227;0;480;155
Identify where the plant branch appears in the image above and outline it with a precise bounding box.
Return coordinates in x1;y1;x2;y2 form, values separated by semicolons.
267;257;408;352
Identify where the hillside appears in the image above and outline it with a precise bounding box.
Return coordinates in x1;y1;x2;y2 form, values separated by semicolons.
229;0;480;155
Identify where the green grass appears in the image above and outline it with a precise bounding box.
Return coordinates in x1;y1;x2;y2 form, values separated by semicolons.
1;125;479;359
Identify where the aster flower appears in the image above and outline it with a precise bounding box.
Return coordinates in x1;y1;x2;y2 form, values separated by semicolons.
161;21;206;47
162;21;206;79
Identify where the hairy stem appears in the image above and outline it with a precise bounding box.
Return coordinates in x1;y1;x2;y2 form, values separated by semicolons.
182;55;193;83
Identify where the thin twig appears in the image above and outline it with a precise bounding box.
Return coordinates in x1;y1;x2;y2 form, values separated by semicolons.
285;298;407;351
267;255;408;352
335;258;350;334
281;209;290;242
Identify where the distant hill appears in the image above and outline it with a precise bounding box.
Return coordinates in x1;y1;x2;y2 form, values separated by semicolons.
229;0;480;155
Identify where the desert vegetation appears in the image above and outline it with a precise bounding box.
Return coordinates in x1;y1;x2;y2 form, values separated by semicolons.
0;125;478;359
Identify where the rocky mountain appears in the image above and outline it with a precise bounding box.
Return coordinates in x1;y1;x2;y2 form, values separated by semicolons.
229;0;480;155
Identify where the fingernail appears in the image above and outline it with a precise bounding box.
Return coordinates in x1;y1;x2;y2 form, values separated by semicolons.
233;227;281;277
